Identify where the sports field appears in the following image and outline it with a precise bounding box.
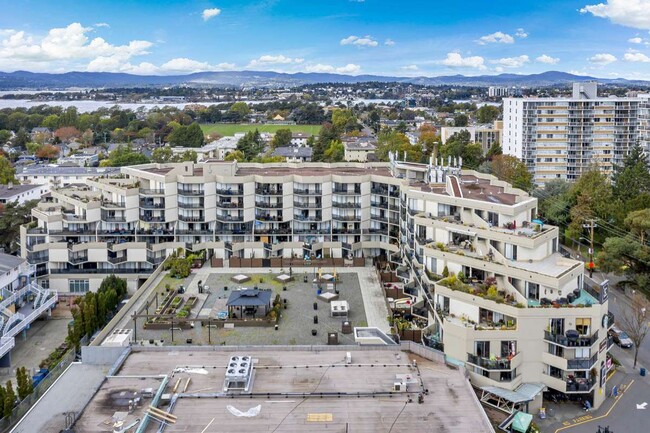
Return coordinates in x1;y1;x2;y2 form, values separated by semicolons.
200;123;321;136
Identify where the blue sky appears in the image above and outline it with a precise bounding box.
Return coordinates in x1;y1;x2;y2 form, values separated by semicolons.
1;0;649;78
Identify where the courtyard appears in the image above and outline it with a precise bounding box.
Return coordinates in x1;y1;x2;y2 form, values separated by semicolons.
131;270;371;346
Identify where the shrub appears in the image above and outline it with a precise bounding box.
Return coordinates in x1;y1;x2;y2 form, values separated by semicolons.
486;285;498;299
442;266;449;278
457;271;466;282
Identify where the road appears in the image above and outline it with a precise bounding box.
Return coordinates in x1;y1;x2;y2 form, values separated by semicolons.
607;287;650;369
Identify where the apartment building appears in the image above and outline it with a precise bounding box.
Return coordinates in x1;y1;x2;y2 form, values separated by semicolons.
503;82;648;185
21;157;611;409
21;161;402;293
391;156;611;410
441;121;503;154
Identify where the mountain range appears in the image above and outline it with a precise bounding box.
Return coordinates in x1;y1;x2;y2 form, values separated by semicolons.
0;70;647;89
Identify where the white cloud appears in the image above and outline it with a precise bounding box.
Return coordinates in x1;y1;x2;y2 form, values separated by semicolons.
536;54;560;64
581;0;650;30
94;22;110;28
160;58;235;72
202;8;222;21
624;51;650;62
629;37;644;43
401;64;419;71
491;55;530;68
589;53;618;64
515;28;528;38
340;35;379;47
477;31;515;45
304;63;361;74
384;39;395;46
440;52;486;70
0;23;152;72
247;55;304;69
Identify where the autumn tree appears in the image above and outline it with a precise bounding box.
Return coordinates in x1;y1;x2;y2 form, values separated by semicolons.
35;144;60;161
54;126;81;142
489;155;533;191
224;150;245;162
323;141;345;162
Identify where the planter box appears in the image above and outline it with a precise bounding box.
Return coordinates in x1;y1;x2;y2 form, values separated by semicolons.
211;258;224;268
271;258;282;267
186;296;198;308
230;257;241;267
240;258;252;268
353;257;365;267
251;258;263;267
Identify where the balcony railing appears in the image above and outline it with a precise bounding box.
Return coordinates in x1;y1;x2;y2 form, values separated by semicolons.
544;330;599;347
566;377;595;393
293;188;321;195
293;201;321;208
332;202;361;209
371;201;388;209
217;201;243;209
139;188;165;195
256;215;283;222
69;254;88;264
332;215;360;221
256;202;283;209
178;189;204;196
108;256;127;264
216;215;244;222
102;216;126;223
567;353;599;370
294;215;321;222
139;201;165;209
466;353;516;370
216;188;243;195
178;215;205;222
140;215;165;222
255;187;283;195
178;202;204;209
333;188;361;195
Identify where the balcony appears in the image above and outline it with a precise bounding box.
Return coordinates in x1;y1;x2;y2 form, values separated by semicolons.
363;228;388;235
294;188;321;195
217;201;243;209
255;187;283;195
256;214;283;222
333;188;361;195
567;353;599;370
371;201;388;209
69;253;88;264
178;215;205;222
332;202;361;209
102;215;126;223
332;214;360;221
139;188;165;196
139;201;165;209
466;353;519;371
27;252;49;263
178;189;204;196
332;228;361;234
140;215;165;222
108;255;127;264
216;214;244;222
216;187;243;196
101;201;126;209
178;202;204;209
370;214;388;222
371;186;388;195
544;330;599;347
256;202;283;209
294;215;321;222
293;201;321;209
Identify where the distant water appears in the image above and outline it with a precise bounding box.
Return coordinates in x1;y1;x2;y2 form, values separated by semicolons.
0;98;403;112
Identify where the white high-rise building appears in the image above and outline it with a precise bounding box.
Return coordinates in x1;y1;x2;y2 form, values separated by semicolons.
503;82;649;185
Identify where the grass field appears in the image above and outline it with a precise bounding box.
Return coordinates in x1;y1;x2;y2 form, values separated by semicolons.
200;123;321;136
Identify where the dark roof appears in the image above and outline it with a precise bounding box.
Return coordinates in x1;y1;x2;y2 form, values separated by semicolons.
226;289;273;307
0;184;41;199
0;253;25;273
271;147;313;158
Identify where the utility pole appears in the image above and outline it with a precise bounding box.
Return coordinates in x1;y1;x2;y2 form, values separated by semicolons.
583;219;597;278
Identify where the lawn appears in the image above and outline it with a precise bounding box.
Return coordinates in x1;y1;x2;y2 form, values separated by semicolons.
200;123;321;136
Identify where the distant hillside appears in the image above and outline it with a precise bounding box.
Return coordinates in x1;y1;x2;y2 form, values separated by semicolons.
0;69;646;89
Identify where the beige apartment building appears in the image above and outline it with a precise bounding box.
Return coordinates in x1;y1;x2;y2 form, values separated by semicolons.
21;156;611;410
503;82;649;185
391;156;611;411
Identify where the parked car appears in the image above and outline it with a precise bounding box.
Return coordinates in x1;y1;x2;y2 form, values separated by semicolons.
609;327;633;348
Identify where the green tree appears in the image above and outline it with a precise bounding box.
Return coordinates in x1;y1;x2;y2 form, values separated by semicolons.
597;236;650;292
151;146;174;163
0;130;11;144
533;179;572;228
611;143;650;218
0;383;5;416
167;122;205;148
485;142;502;160
566;168;613;243
271;128;292;149
453;113;468;127
26;142;41;155
323;140;344;162
102;145;150;167
476;105;500;124
313;123;338;162
331;109;358;133
228;102;251;122
489;155;533;191
625;208;650;244
224;150;245;161
376;130;422;162
4;381;15;418
0;200;37;253
41;114;59;130
462;143;484;169
236;130;264;161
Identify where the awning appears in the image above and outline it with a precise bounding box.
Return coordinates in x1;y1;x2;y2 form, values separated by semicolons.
512;411;533;433
446;226;477;236
480;382;545;414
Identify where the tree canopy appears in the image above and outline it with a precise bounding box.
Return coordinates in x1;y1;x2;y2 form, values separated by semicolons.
101;145;150;167
166;122;205;148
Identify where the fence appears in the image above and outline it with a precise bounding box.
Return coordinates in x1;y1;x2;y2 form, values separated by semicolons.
0;348;76;432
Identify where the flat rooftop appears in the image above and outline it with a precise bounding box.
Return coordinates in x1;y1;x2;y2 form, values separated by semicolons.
73;346;493;433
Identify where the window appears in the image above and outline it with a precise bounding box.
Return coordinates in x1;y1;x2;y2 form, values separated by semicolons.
475;341;490;357
527;282;540;301
576;318;591;335
69;279;89;293
575;347;591;359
